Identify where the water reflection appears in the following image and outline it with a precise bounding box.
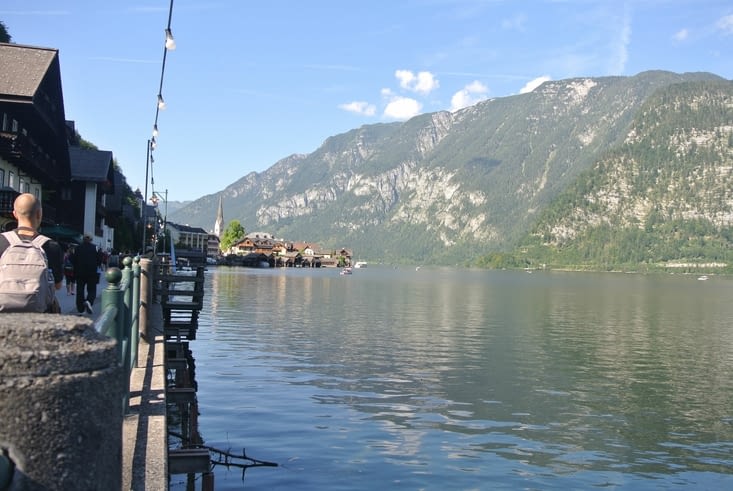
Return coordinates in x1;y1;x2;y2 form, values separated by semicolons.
195;267;733;489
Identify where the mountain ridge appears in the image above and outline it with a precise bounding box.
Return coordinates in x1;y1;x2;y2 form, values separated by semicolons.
169;70;731;266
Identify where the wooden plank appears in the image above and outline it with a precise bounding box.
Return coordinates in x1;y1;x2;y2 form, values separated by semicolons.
168;448;211;475
167;387;196;403
163;301;203;309
158;275;205;283
166;358;188;369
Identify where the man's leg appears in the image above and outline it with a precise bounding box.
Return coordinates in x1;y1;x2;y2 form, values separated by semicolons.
87;275;98;306
76;276;87;313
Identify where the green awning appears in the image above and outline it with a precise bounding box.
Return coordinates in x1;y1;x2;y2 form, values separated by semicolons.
40;224;83;244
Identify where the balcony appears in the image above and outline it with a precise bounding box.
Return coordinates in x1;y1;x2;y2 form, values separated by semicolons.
0;131;63;183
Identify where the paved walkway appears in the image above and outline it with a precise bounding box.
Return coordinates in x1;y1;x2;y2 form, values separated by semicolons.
55;276;108;317
57;275;169;490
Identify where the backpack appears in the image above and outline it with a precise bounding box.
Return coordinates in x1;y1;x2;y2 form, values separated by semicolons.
0;232;55;313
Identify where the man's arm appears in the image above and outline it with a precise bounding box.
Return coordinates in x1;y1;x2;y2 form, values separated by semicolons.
45;241;64;289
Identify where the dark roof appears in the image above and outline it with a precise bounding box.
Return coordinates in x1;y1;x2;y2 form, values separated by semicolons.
168;222;208;234
0;43;70;181
69;146;113;181
105;169;125;212
0;43;58;101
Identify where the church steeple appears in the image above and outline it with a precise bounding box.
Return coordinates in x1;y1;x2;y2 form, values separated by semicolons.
214;195;224;238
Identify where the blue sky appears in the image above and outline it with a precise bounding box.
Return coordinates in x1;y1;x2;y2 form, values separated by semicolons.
2;1;732;202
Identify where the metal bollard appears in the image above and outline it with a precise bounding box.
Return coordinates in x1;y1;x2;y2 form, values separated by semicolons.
130;257;141;368
0;314;123;490
138;258;151;341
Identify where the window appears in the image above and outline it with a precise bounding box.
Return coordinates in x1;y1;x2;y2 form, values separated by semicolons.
22;181;29;193
8;171;14;189
61;187;72;200
1;113;8;132
0;169;4;187
11;119;18;133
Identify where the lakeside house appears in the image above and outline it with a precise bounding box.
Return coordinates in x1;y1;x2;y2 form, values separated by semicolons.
224;232;352;268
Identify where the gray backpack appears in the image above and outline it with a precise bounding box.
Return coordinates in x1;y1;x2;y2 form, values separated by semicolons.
0;232;55;312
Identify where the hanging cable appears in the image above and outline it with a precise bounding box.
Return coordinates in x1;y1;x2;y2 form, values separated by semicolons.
142;0;175;253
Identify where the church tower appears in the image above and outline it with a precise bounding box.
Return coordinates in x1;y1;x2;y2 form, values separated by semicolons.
214;195;224;238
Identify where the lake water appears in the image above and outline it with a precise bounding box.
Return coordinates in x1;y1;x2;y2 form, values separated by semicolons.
170;267;733;490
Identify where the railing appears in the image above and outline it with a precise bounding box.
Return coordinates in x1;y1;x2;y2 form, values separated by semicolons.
94;255;142;411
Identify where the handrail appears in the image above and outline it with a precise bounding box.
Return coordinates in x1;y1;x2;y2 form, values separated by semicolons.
94;255;142;412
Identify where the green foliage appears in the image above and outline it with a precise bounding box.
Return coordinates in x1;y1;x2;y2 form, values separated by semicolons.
0;20;11;43
491;81;733;273
220;220;246;252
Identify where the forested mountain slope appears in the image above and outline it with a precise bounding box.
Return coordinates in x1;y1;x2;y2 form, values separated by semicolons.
488;79;733;272
169;71;730;266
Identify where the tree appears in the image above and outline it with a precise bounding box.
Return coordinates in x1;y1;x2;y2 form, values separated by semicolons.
220;220;246;253
0;21;11;43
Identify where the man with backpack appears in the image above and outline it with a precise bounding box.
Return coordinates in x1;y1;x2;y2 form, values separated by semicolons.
0;193;63;313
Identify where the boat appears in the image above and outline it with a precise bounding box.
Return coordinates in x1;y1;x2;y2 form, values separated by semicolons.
340;267;353;275
697;275;709;281
354;261;368;268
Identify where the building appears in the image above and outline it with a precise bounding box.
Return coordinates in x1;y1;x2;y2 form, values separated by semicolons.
214;195;223;238
64;144;116;249
0;42;121;249
0;42;70;231
166;221;208;265
206;234;220;258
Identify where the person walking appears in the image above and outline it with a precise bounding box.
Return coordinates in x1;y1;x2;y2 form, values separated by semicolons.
0;193;63;312
72;233;100;314
63;246;75;295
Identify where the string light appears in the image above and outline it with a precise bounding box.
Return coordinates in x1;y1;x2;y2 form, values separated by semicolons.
165;28;176;50
142;0;175;253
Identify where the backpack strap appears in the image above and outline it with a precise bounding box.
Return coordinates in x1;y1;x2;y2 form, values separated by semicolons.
32;235;50;248
2;231;22;246
2;231;50;248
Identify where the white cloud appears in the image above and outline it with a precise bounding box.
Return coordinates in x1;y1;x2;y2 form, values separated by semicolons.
394;69;439;95
609;8;632;74
716;14;733;35
338;101;376;116
673;28;689;41
383;96;422;120
450;81;489;111
519;76;551;94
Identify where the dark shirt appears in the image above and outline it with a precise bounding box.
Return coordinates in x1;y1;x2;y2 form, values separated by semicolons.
0;230;64;285
71;241;100;278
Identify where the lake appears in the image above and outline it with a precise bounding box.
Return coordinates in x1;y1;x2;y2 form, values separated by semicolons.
170;266;733;490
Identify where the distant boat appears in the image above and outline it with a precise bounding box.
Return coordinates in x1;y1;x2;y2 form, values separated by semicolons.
697;275;709;281
340;267;353;275
354;261;368;268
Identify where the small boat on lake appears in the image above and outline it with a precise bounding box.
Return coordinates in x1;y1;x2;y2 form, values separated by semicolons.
340;267;353;275
354;261;368;268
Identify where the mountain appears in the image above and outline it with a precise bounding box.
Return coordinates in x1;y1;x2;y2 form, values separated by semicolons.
169;70;731;266
164;200;192;215
494;77;733;272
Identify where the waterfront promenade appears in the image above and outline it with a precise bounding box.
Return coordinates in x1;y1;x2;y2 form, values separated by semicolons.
56;279;169;490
